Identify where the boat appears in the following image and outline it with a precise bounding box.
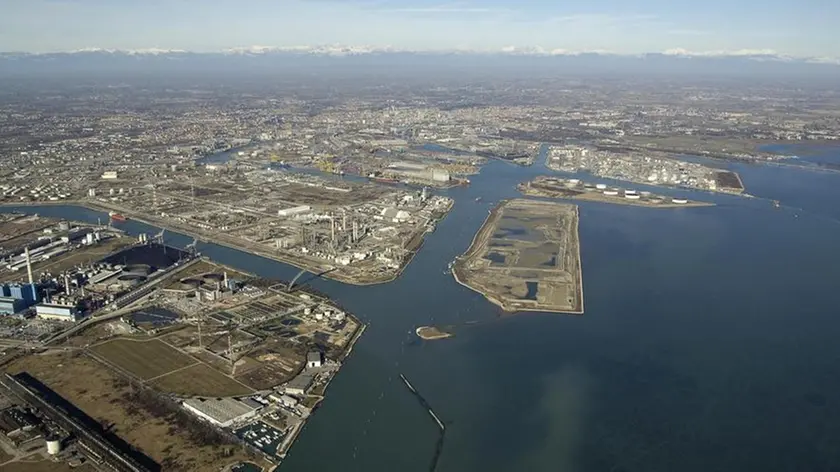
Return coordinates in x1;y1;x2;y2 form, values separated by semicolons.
108;211;127;222
773;200;781;208
370;177;400;184
475;197;482;202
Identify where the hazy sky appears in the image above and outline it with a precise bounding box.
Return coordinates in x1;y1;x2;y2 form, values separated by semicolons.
1;0;835;57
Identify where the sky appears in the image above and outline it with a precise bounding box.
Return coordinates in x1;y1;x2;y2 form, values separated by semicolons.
0;0;836;58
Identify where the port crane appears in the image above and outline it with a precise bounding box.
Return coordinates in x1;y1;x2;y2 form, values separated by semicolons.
185;237;199;256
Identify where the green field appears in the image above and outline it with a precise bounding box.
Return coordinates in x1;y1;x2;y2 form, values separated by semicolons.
151;362;254;397
90;338;197;380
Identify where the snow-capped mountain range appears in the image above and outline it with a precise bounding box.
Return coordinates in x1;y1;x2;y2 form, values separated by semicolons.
1;45;838;79
0;45;836;64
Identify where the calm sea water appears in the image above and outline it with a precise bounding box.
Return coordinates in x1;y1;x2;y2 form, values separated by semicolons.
6;146;840;472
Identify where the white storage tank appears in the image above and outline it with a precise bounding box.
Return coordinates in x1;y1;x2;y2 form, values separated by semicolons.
46;437;61;455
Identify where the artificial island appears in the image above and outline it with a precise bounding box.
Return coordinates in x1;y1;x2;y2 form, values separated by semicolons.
0;213;364;471
519;176;714;208
452;199;584;315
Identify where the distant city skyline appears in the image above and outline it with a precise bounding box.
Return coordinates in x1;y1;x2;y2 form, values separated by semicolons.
1;0;836;58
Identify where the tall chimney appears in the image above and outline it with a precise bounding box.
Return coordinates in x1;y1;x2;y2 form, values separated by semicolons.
25;247;36;301
25;247;33;285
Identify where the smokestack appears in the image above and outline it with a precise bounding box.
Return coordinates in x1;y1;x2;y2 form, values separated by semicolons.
223;271;229;288
25;247;33;285
353;220;359;243
331;216;335;242
25;247;36;302
64;274;71;295
342;213;347;232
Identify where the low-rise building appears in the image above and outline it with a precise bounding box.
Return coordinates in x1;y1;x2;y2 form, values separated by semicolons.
277;205;312;218
182;397;259;428
284;371;317;396
35;303;81;322
306;351;322;369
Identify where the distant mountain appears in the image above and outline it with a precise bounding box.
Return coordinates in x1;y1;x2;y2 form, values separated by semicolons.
1;47;838;80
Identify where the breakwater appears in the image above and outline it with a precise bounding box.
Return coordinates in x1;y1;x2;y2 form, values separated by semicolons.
400;374;446;472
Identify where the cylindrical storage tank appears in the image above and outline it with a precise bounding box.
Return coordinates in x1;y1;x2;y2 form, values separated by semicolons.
46;438;61;455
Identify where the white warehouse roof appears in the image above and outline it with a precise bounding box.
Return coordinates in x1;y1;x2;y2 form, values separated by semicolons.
182;397;258;427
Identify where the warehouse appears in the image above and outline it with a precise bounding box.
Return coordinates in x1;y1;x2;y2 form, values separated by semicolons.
182;397;259;428
277;205;312;218
35;303;81;322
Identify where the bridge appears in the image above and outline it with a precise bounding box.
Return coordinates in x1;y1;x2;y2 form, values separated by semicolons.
286;267;337;292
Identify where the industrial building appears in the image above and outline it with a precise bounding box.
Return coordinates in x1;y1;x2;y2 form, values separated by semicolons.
284;371;316;397
35;303;81;322
182;397;259;428
0;297;26;315
1;283;39;307
306;351;322;369
277;205;312;218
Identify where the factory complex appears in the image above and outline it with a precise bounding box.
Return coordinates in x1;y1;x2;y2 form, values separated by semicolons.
0;215;365;471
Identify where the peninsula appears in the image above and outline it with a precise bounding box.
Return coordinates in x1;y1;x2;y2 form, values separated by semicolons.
519;176;714;208
452;199;584;314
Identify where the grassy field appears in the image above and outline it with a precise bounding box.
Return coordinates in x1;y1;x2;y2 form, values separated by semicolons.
90;338;197;380
151;363;253;397
3;352;261;472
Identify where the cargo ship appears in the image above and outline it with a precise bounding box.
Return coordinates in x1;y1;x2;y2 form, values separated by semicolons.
108;211;127;222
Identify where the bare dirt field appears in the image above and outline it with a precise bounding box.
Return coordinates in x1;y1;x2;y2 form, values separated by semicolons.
453;199;584;314
89;338;197;380
151;363;253;398
4;352;257;472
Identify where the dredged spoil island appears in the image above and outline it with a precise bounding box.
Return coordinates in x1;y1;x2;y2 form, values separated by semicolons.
452;199;584;314
416;326;453;340
519;176;714;208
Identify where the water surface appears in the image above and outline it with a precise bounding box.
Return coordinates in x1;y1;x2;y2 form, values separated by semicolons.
6;146;840;472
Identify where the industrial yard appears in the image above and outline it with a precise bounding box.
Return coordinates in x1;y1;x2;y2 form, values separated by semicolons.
453;199;583;314
0;248;364;471
79;167;453;285
547;145;745;194
519;176;714;208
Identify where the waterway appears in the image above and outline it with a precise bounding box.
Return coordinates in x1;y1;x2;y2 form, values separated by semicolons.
6;144;840;471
